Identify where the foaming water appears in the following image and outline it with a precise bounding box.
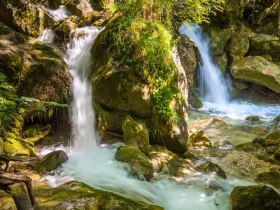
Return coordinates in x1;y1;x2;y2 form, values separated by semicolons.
37;29;54;43
66;26;103;152
43;5;69;21
179;24;280;121
179;24;230;105
48;25;234;209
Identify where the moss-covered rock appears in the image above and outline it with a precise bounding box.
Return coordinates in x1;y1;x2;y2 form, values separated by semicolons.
122;115;149;153
196;161;227;179
250;34;280;61
256;171;280;189
188;130;214;148
0;0;48;37
3;136;35;157
33;150;68;173
245;115;261;124
231;185;280;210
272;115;280;131
115;145;153;180
0;22;70;106
24;124;51;144
231;56;280;93
188;89;203;109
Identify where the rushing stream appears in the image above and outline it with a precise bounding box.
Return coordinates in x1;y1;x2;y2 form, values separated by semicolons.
42;24;279;210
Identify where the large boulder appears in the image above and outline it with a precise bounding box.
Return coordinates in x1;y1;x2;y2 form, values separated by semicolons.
256;171;280;189
231;185;280;210
0;22;70;103
231;56;280;93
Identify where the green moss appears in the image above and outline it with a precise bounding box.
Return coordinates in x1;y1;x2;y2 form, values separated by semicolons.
4;136;35;156
24;124;51;143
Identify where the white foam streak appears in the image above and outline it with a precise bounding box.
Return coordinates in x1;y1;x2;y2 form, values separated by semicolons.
37;29;55;43
43;5;69;21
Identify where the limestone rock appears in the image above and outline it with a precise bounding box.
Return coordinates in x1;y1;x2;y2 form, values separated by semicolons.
231;185;280;210
115;145;153;181
231;56;280;93
33;150;68;173
189;130;214;148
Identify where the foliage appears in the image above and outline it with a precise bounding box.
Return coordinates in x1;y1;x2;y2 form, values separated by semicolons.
0;72;68;133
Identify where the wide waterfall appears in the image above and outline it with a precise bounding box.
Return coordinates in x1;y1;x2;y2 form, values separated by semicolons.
40;26;234;210
179;24;230;104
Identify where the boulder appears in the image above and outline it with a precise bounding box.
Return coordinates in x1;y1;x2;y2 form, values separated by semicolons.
0;0;47;37
210;28;231;56
188;130;214;148
250;34;280;60
196;161;227;179
188;89;203;109
245;115;261;124
115;145;153;181
231;56;280;93
0;22;70;103
272;115;280;131
256;171;280;189
121;115;149;153
231;185;280;210
33;150;68;173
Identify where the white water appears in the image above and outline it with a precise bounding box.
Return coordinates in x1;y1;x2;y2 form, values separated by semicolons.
179;24;280;121
43;5;69;21
37;29;54;43
44;26;235;210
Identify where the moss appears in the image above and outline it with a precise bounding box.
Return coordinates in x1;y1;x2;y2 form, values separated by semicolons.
24;124;51;143
4;136;35;157
189;130;214;148
115;145;153;180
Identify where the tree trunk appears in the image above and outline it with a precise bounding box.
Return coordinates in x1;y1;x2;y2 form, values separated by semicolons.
278;0;280;33
9;183;34;210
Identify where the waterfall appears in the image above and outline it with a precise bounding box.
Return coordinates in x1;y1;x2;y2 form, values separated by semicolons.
66;27;103;152
43;5;69;21
37;29;54;43
179;24;230;105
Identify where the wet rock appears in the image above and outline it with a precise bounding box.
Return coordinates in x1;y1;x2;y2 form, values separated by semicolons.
32;181;163;210
245;115;261;124
260;131;280;147
196;161;227;179
33;150;68;174
24;124;51;144
275;147;280;160
272;115;280;131
115;145;153;181
256;171;280;189
189;130;214;148
188;89;203;109
209;27;231;56
231;185;280;210
231;56;280;93
121;115;149;154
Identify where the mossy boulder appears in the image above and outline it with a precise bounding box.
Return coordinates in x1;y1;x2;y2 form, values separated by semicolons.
188;89;203;109
272;115;280;131
196;161;227;179
33;150;68;173
122;115;149;153
0;0;48;37
0;22;70;106
231;56;280;93
231;185;280;210
256;171;280;189
209;27;231;56
115;145;153;180
24;124;51;144
245;115;261;124
250;34;280;61
3;135;35;157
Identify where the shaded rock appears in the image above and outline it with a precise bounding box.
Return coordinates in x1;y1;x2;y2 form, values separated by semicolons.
245;115;261;124
275;147;280;160
24;181;163;210
231;56;280;93
122;115;149;153
231;185;280;210
189;130;214;148
0;22;70;105
209;28;231;56
33;150;68;173
260;131;280;147
0;0;46;37
177;35;198;88
214;53;228;73
250;34;280;61
272;115;280;131
115;145;153;180
188;89;203;109
196;161;227;179
256;171;280;189
24;124;51;144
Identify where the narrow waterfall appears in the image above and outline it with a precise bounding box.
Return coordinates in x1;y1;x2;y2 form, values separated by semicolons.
66;27;103;152
179;24;230;105
43;5;69;21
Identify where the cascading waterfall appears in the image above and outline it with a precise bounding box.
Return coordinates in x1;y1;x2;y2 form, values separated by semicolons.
40;25;235;210
43;5;69;21
179;24;280;121
66;27;102;152
179;24;230;105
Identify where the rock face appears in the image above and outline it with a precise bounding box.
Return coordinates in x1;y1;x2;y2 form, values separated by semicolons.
0;22;70;103
231;185;280;210
115;145;153;180
231;56;280;93
33;150;68;173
